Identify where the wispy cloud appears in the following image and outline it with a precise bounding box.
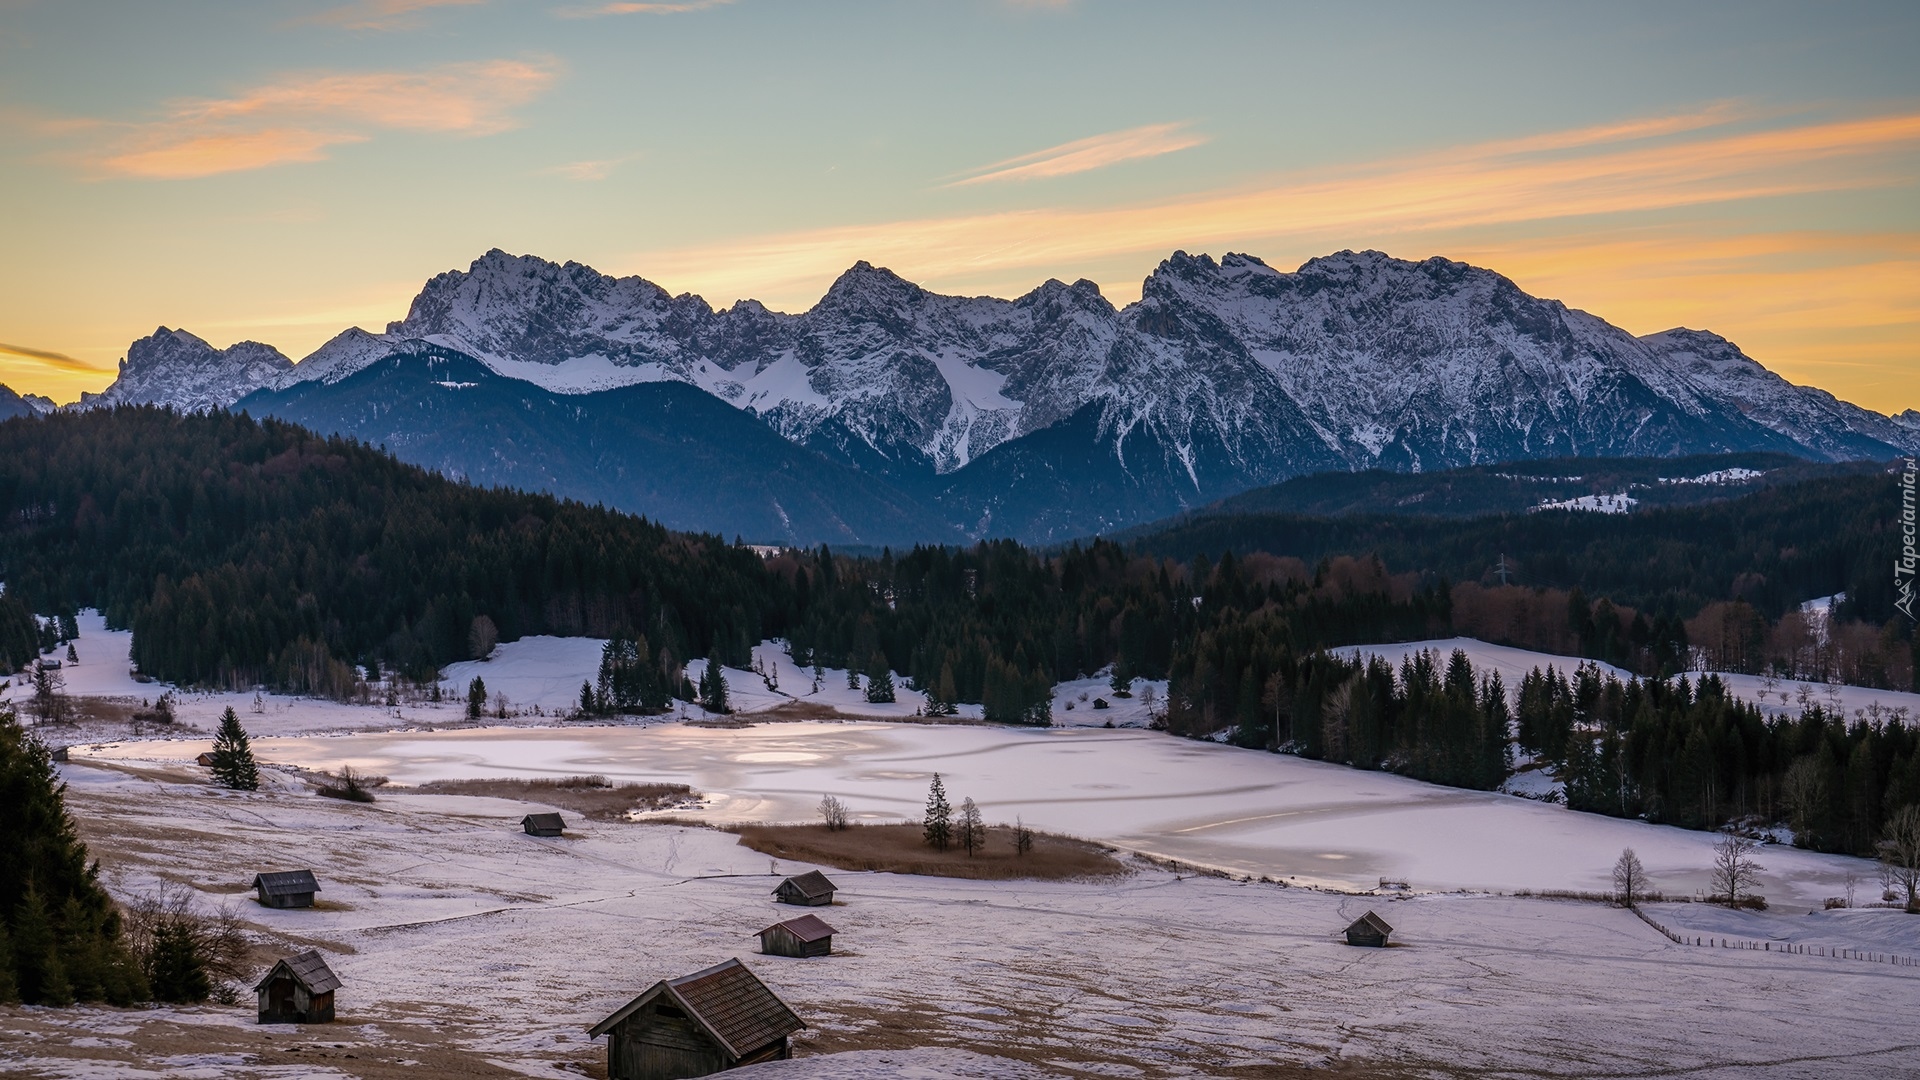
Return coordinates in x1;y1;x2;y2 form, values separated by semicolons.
0;341;109;374
303;0;484;31
627;107;1920;306
947;122;1207;186
48;59;559;179
556;0;732;16
540;151;642;181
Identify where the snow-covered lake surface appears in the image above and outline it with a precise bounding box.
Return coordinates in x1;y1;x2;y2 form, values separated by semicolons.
91;718;1878;909
20;616;1902;908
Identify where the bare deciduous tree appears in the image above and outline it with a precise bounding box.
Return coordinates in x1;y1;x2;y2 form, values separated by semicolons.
1781;756;1826;846
1612;848;1649;907
1710;832;1765;908
124;884;251;1004
818;794;849;831
1877;804;1920;912
958;797;985;857
1014;815;1035;856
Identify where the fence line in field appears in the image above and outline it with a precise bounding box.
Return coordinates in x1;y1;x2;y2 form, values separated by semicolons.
1629;904;1917;969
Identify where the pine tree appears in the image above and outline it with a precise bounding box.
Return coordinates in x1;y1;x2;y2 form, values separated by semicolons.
864;652;895;704
923;772;951;851
208;708;259;791
466;676;487;721
932;660;958;717
701;662;730;714
147;921;211;1003
0;707;144;1005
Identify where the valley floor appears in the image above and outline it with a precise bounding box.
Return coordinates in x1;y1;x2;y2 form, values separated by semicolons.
12;763;1920;1080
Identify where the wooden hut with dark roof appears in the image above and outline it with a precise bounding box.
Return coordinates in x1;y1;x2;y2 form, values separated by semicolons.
252;869;319;909
521;812;566;836
255;950;341;1023
757;914;835;959
772;870;835;907
587;958;804;1080
1344;910;1394;947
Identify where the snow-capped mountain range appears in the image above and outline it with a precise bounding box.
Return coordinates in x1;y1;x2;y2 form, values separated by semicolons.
72;247;1920;542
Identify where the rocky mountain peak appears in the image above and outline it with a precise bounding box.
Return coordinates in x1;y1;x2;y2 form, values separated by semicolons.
84;326;292;413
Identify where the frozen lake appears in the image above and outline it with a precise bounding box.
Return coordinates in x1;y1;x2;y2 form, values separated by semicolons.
96;719;1878;907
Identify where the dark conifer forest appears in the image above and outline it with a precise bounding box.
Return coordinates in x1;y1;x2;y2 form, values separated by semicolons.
2;408;1916;855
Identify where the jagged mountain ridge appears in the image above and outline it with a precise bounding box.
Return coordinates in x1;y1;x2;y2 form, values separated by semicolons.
282;248;1911;473
86;327;293;414
81;247;1920;542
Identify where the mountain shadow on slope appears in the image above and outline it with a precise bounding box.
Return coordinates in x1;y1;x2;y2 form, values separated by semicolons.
234;345;959;548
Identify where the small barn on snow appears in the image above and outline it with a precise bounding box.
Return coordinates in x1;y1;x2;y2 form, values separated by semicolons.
758;914;835;958
195;751;217;767
1345;910;1394;947
253;869;320;909
587;957;804;1080
255;950;341;1023
772;870;835;907
522;812;566;836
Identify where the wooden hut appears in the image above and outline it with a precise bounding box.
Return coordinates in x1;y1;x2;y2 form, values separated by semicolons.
252;869;320;909
255;950;341;1023
195;751;217;767
1344;910;1394;947
772;870;835;907
757;914;835;959
522;812;566;836
587;958;804;1080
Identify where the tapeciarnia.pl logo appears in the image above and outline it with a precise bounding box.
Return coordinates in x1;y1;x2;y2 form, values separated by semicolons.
1900;457;1918;621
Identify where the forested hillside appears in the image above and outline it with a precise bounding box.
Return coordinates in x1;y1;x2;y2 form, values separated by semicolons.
0;408;788;690
1127;467;1905;624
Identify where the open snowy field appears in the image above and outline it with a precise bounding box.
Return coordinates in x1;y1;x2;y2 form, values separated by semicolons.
11;763;1917;1080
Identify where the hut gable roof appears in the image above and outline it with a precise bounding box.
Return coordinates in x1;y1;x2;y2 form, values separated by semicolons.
252;870;319;897
1347;910;1393;936
776;870;835;900
761;914;836;944
588;958;804;1057
254;950;341;994
522;813;565;830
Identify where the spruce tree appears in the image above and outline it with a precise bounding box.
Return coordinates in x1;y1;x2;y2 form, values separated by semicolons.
466;676;487;721
864;652;895;704
0;709;144;1005
147;922;211;1003
701;662;730;714
923;772;951;851
208;707;259;791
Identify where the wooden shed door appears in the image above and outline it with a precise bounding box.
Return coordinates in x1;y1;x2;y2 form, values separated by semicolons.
269;979;295;1016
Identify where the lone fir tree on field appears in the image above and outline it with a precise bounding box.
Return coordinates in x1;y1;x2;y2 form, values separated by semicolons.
924;772;951;851
208;707;259;792
466;677;487;722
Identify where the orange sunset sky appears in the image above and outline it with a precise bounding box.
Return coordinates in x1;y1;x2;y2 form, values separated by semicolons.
2;1;1916;411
